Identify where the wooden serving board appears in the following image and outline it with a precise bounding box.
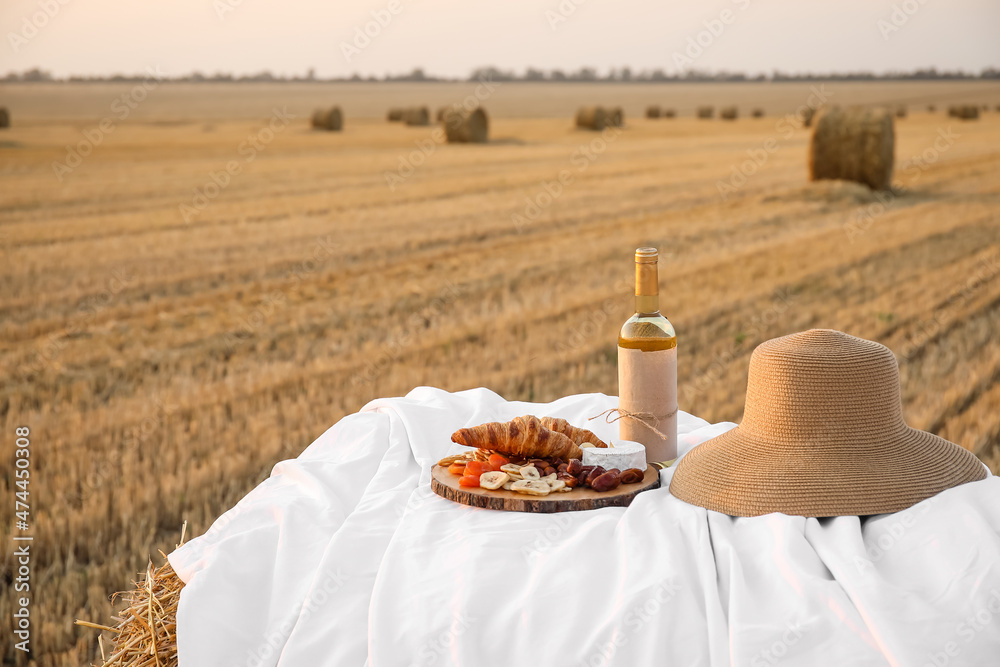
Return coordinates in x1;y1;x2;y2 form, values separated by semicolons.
431;465;661;513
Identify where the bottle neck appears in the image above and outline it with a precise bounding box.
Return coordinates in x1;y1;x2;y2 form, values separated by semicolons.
635;261;659;315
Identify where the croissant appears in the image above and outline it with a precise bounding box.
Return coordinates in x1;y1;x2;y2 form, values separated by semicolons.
539;417;608;448
451;415;583;461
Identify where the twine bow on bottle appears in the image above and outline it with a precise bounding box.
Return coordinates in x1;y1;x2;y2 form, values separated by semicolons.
588;408;673;440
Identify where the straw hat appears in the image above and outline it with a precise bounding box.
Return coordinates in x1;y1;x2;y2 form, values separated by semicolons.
669;329;987;517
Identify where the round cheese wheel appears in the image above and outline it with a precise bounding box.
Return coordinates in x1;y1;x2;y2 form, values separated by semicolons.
581;440;646;470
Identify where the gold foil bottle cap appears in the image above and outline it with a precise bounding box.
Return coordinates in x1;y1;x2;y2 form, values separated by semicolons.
635;247;658;264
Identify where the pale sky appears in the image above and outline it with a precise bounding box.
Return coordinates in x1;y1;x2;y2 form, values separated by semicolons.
2;0;999;79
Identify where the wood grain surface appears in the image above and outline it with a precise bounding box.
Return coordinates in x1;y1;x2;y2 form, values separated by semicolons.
431;465;661;513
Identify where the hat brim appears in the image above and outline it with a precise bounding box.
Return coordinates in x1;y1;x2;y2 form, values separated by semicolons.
669;425;988;517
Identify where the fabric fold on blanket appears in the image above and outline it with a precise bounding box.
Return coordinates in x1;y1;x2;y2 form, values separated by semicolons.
169;386;1000;667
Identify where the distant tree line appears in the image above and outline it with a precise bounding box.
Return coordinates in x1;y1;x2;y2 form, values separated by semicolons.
4;65;999;84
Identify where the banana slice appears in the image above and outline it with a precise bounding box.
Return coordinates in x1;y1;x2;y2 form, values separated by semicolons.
557;485;574;492
580;443;596;448
500;464;524;480
437;454;466;467
520;466;541;480
542;473;558;483
479;471;509;490
502;480;516;491
510;480;550;496
547;479;566;492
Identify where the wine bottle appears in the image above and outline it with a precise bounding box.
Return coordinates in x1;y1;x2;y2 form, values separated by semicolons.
618;247;678;463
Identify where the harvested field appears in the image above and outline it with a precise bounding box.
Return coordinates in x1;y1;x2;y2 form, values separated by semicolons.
1;81;1000;665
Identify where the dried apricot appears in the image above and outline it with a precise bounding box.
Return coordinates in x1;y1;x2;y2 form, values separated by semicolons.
488;453;509;468
459;475;481;487
466;460;493;476
448;463;467;476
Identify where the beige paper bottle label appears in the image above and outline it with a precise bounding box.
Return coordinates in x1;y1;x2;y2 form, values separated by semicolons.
618;346;678;463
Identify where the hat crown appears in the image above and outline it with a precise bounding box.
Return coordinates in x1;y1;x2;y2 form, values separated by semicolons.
740;329;905;443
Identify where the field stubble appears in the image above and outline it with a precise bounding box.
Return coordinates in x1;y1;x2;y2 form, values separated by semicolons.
1;82;1000;665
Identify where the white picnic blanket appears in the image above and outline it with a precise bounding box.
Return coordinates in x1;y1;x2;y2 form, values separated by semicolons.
169;386;1000;667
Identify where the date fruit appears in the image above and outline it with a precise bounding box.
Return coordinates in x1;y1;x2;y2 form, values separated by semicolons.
591;470;621;492
585;466;606;487
567;459;583;476
620;468;644;484
556;472;579;488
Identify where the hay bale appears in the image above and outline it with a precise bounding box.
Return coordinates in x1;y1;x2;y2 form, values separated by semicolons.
809;106;894;191
996;104;1000;113
752;108;764;118
311;106;343;131
403;106;431;126
720;106;738;120
608;107;624;128
803;106;818;127
77;557;184;667
696;106;714;119
576;106;608;130
646;105;661;119
387;108;404;121
0;107;9;128
435;106;448;122
324;107;343;131
949;105;980;120
443;107;488;143
662;108;676;119
895;106;907;118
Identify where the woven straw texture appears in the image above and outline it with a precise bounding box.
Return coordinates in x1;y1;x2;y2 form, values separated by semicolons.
669;329;987;517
